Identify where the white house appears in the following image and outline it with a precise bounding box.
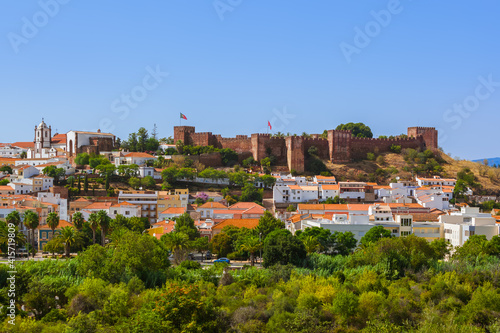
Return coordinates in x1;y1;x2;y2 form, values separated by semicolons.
114;152;157;167
440;206;498;248
38;192;68;221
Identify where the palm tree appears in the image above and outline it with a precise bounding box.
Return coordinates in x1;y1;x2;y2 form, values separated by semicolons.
302;235;320;254
72;212;85;231
88;212;99;245
162;232;190;265
240;236;262;266
59;226;77;257
23;210;39;258
97;210;110;246
46;212;60;256
6;211;21;227
0;224;26;249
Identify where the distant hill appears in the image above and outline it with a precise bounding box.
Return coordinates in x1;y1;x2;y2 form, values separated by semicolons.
472;157;500;166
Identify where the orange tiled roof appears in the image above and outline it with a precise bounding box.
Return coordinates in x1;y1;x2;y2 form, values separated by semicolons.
242;206;266;215
198;202;226;209
83;202;113;210
51;134;67;144
38;219;73;230
321;185;340;190
74;198;91;202
213;218;259;230
11;142;34;149
111;201;137;208
124;152;156;158
160;207;186;214
347;204;372;211
229;202;265;210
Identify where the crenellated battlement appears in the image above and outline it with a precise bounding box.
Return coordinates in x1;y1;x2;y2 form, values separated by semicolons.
173;125;438;170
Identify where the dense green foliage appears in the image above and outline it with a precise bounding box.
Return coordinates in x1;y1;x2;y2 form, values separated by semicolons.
4;226;500;332
336;122;373;138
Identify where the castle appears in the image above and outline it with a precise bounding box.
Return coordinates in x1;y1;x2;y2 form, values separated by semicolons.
174;126;438;173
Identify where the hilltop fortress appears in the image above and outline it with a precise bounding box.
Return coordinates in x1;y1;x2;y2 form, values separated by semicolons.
174;126;438;173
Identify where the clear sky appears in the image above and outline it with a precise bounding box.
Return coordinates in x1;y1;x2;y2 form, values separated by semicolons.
1;1;499;160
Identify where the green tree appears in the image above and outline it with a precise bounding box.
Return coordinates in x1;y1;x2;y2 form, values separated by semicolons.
6;210;21;227
72;212;85;231
220;148;238;166
129;177;141;189
262;229;306;267
174;213;200;240
0;165;13;174
24;210;40;257
141;176;156;189
240;235;262;266
257;211;285;239
88;212;99;245
240;183;263;203
97;210;110;246
210;232;233;258
59;226;78;257
84;175;89;193
360;225;393;246
191;236;210;257
332;231;357;255
46;212;59;256
162;232;190;265
74;153;90;165
336;122;373;138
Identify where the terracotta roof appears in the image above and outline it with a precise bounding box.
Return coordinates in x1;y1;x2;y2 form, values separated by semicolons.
301;186;318;191
373;185;391;190
74;198;91;202
51;134;67;144
321;185;340;190
212;209;237;214
34;161;65;168
289;185;301;190
410;213;441;222
315;175;337;180
0;186;13;191
229;202;265;210
124;152;155;158
347;204;372;211
111;201;137;208
213;218;259;230
198;202;226;209
242;206;266;215
160;207;186;214
38;219;73;230
83;202;113;210
386;203;425;208
11;142;34;149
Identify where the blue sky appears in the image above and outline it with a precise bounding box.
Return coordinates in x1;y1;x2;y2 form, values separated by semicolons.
1;1;499;160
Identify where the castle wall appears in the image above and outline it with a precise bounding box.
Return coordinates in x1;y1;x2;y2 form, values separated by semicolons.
349;136;424;160
286;136;305;173
173;126;438;172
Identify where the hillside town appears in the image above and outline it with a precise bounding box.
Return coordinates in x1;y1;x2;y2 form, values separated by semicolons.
1;120;498;256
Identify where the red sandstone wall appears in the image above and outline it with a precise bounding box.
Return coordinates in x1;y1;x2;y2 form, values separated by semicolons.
286;136;305;173
349;137;424;160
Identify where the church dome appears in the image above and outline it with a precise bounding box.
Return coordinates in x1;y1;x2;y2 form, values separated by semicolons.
37;120;48;129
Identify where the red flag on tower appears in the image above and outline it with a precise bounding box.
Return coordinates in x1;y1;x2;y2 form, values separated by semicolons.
180;113;187;120
268;121;272;130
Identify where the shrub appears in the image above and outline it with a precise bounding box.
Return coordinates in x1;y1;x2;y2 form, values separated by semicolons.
179;260;202;270
367;153;375;161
